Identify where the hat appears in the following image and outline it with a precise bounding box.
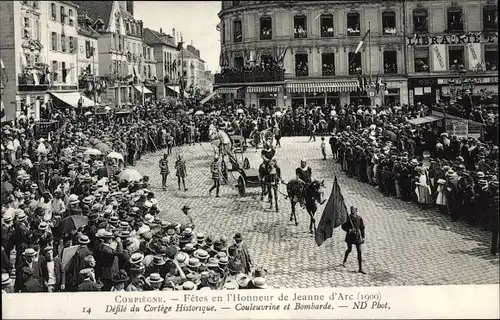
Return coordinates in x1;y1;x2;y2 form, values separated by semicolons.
78;235;91;244
196;233;206;243
216;251;227;259
179;281;197;290
143;214;154;224
251;277;267;289
477;171;485;178
182;243;195;253
186;272;201;285
118;230;131;238
146;273;164;284
152;255;166;266
69;194;80;204
181;205;190;211
109;216;120;225
193;249;210;260
129;252;145;265
490;181;499;188
233;233;243;241
2;273;12;286
228;260;243;274
235;274;250;287
38;221;48;231
175;252;189;265
166;228;176;236
22;248;37;257
102;231;113;238
223;281;238;290
183;228;193;237
79;268;92;278
187;258;201;269
206;257;219;268
478;179;488;185
437;179;446;184
16;212;27;222
218;256;229;266
111;270;130;283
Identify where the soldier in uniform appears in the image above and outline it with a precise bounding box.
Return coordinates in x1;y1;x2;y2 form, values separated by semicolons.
209;156;221;198
159;153;169;191
341;206;366;274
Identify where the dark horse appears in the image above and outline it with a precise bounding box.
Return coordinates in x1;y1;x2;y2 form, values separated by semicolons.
286;179;325;233
259;159;281;212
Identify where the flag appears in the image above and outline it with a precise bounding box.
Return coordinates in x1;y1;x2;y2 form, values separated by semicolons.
315;176;348;246
277;46;288;63
354;29;371;54
176;42;183;51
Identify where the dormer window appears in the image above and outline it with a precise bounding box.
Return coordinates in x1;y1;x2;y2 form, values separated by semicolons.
447;6;464;32
413;8;428;33
320;14;334;37
260;17;272;40
347;12;360;36
294;15;307;39
382;11;396;35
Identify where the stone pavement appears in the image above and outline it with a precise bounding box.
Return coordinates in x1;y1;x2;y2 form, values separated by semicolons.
133;137;499;288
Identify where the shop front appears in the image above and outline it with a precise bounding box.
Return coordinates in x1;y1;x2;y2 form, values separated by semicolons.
215;86;244;106
408;78;438;106
438;75;498;104
245;85;283;110
286;80;358;109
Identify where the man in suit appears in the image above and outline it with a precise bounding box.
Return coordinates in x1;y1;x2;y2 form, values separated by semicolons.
65;235;93;291
341;206;366;274
95;231;122;291
76;268;101;292
38;246;65;292
14;248;40;291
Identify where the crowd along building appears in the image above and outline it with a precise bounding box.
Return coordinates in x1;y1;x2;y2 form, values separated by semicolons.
0;0;97;122
215;0;408;109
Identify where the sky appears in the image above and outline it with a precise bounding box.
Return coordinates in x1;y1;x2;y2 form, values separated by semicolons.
134;1;221;73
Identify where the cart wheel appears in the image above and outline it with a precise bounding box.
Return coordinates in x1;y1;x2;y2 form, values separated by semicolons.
238;176;246;196
243;157;250;169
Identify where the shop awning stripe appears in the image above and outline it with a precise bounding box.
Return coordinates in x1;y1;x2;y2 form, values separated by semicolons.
246;86;282;93
287;81;359;93
216;87;242;94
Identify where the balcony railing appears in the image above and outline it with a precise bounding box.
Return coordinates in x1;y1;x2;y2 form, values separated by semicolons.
321;29;334;37
214;69;284;84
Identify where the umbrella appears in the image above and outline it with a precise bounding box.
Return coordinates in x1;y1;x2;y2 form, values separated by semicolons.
94;142;112;154
236;108;244;114
195;110;205;116
118;168;143;182
84;111;92;116
62;245;79;271
83;148;102;156
274;111;282;117
58;216;88;235
107;151;124;161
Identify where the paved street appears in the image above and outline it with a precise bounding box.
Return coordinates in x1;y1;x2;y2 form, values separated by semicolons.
133;137;499;288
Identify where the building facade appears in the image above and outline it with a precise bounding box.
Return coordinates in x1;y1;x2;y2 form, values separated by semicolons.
0;0;90;122
182;45;207;99
77;13;101;104
143;27;181;99
217;0;407;109
404;0;498;106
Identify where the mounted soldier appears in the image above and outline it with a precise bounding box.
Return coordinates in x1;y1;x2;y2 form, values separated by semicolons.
258;142;281;211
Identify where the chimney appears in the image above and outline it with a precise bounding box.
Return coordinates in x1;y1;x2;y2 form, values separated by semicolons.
172;28;176;42
160;28;162;34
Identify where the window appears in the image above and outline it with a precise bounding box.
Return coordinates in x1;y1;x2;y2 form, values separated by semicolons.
51;32;57;51
51;60;58;81
61;34;67;52
483;7;498;31
322;53;335;76
68;9;74;26
61;62;67;82
51;3;56;20
485;46;498;71
23;17;30;39
383;51;397;74
234;57;244;69
413;9;428;33
260;17;272;40
60;6;65;24
347;12;360;36
348;52;361;75
118;35;122;51
261;55;273;68
447;7;464;32
320;14;334;37
295;54;308;77
69;36;75;53
448;46;464;71
382;11;396;35
294;15;307;38
414;48;429;72
233;19;242;42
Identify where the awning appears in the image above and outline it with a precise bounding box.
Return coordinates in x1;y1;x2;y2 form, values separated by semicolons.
133;85;152;94
167;86;190;98
50;92;96;108
200;91;217;105
407;115;443;125
216;87;242;94
247;86;282;93
286;81;359;93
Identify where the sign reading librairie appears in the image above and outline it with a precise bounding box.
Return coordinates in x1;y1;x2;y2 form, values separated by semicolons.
407;32;498;46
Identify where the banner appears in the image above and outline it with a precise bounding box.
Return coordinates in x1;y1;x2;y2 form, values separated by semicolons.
467;43;482;70
430;44;447;72
315;176;348;246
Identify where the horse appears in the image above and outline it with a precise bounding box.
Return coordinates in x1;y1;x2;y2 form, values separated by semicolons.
259;159;281;212
286;179;325;233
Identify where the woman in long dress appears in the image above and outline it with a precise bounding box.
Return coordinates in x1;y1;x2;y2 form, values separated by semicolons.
415;167;433;208
435;178;448;214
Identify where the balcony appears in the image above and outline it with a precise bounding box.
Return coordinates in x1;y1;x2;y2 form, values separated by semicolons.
214;68;284;84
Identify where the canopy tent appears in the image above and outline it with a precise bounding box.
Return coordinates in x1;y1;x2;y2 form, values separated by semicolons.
200;91;217;105
167;86;190;98
50;92;96;108
406;115;443;125
133;85;153;94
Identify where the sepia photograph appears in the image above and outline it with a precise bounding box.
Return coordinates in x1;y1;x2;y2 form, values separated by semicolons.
0;0;498;318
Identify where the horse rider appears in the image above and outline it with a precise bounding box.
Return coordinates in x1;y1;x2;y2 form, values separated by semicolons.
295;159;313;184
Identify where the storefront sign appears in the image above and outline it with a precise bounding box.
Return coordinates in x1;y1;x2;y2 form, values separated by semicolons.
409;78;437;87
438;77;499;85
466;43;482;70
407;32;498;46
431;44;447;72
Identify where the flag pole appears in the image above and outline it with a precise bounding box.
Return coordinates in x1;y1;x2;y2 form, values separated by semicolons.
368;21;372;84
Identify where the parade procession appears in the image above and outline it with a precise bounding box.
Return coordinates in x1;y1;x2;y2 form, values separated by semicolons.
0;0;498;295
